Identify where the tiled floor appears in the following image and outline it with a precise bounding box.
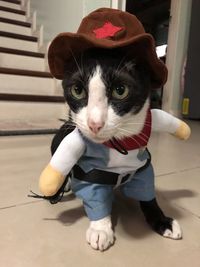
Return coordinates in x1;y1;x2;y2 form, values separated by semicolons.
0;121;200;267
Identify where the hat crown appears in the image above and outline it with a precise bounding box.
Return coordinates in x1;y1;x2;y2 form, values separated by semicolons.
77;8;145;42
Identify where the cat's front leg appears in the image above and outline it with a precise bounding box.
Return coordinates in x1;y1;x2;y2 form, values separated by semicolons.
86;216;114;251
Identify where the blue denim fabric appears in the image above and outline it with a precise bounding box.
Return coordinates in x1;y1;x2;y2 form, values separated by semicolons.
71;178;114;221
77;136;110;173
71;163;155;221
121;163;155;201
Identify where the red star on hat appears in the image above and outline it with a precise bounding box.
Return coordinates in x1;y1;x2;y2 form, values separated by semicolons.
93;21;123;39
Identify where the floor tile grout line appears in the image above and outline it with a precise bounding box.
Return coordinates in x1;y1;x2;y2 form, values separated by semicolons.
156;165;200;178
158;193;200;220
173;204;200;220
0;199;44;210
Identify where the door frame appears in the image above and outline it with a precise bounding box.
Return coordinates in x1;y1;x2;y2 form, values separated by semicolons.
162;0;192;116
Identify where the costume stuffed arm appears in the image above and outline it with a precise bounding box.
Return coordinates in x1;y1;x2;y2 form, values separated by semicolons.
39;128;86;196
151;109;191;140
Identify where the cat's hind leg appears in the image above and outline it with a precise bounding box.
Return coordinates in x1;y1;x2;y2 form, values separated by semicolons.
121;163;182;239
140;198;182;239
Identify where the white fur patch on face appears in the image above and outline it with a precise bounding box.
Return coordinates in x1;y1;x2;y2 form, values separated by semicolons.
73;66;110;142
87;66;108;125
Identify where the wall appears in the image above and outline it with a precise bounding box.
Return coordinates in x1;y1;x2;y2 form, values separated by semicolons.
30;0;111;43
162;0;192;116
183;0;200;119
30;0;83;43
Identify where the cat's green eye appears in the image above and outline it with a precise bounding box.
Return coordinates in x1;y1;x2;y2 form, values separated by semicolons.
70;85;86;100
112;85;129;100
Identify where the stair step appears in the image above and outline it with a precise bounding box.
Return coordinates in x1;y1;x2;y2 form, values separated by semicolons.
0;128;58;136
0;67;52;77
0;17;31;27
0;0;21;4
0;101;67;121
0;50;45;71
0;9;26;22
0;93;65;102
0;72;61;95
0;20;32;35
0;47;44;58
0;0;21;10
0;119;63;136
0;5;25;15
0;30;37;41
0;36;38;51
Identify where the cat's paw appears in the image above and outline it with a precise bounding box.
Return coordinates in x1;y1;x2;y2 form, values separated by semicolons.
86;216;114;251
162;219;182;240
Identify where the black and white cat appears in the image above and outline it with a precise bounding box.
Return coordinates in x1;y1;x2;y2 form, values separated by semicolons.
50;48;182;251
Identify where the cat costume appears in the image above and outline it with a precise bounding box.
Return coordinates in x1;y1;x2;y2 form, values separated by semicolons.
36;8;191;251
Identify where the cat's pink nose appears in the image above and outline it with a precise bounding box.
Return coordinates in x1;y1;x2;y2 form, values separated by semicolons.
88;119;105;134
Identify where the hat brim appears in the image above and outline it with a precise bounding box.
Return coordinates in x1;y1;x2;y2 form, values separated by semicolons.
48;32;167;88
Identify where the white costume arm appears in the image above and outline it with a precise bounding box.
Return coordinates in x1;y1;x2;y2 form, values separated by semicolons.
50;128;85;176
39;128;85;196
151;109;191;139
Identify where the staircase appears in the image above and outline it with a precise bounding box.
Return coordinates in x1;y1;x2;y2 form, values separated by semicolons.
0;0;66;136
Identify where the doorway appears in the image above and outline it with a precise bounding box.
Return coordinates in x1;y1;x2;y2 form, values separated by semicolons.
126;0;171;109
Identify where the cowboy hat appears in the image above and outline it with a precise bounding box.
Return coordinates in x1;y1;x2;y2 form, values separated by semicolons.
48;7;167;88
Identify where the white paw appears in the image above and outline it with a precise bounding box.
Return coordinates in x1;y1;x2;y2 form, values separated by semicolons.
86;216;114;251
163;220;182;240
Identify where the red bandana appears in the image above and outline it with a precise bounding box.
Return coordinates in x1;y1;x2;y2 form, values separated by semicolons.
93;21;123;39
104;109;152;151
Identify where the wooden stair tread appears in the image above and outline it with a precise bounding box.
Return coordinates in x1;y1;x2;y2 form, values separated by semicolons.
0;31;37;42
0;17;31;27
0;47;45;58
0;119;63;136
0;93;65;102
0;0;21;4
0;67;53;78
0;5;25;15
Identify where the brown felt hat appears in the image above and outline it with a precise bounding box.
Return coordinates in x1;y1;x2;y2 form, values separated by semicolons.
48;8;167;88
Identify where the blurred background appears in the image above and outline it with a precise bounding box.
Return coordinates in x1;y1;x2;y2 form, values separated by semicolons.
0;0;199;136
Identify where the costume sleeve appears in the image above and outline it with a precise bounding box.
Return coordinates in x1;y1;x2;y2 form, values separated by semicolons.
50;127;86;176
39;127;86;196
151;109;191;140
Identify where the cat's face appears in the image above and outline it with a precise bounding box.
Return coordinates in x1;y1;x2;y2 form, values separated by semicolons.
62;49;151;143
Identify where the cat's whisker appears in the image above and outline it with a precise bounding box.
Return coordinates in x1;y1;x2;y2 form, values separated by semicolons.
80;51;84;77
116;59;135;75
118;128;142;147
128;135;142;147
116;55;128;70
121;116;149;124
69;48;83;77
136;134;148;144
139;131;150;140
118;127;148;143
124;122;150;126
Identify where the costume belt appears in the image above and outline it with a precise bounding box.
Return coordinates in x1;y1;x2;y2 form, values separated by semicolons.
73;155;151;186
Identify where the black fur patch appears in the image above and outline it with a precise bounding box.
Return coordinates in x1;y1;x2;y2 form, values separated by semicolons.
140;198;174;236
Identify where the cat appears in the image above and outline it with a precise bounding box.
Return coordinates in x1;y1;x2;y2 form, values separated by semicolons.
51;48;182;251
